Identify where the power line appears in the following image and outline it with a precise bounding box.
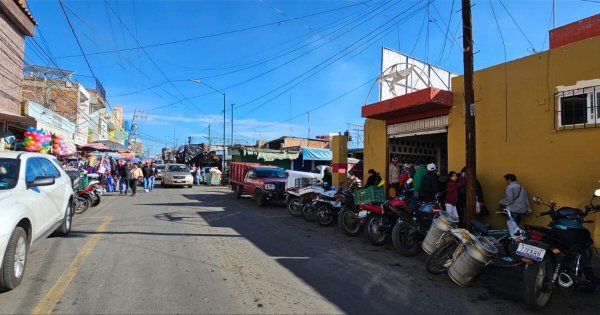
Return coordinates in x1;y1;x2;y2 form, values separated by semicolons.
58;0;99;83
57;0;373;58
497;0;537;53
236;0;428;117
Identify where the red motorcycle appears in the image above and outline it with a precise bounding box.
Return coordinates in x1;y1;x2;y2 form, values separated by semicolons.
360;196;411;246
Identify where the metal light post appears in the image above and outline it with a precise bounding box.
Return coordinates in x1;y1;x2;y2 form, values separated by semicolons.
190;80;226;174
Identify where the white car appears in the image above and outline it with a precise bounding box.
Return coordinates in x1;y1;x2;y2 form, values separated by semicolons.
161;164;193;188
0;151;73;291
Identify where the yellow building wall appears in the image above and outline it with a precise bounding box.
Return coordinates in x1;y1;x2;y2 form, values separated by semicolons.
363;118;387;183
331;135;348;187
448;36;600;246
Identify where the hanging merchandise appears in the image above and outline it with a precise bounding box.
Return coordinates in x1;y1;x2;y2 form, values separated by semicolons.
23;126;52;153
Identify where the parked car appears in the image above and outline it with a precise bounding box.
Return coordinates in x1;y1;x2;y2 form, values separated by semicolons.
0;151;73;292
155;165;165;180
161;164;193;188
230;162;287;207
154;159;164;165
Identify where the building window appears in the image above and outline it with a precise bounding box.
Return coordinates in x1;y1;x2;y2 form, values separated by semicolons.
555;84;600;130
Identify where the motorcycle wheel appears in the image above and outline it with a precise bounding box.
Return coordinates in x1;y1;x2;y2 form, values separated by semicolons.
74;196;90;214
523;258;554;311
391;222;421;257
91;193;101;207
316;204;334;227
287;197;303;217
426;240;458;274
366;215;387;246
302;203;316;222
338;209;362;236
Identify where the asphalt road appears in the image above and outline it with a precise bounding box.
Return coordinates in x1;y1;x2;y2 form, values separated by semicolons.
1;183;599;314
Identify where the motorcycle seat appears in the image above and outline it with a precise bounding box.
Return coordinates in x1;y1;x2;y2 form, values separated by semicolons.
472;220;491;234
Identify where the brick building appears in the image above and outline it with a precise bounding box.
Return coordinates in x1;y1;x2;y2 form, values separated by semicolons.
261;136;329;150
0;0;36;134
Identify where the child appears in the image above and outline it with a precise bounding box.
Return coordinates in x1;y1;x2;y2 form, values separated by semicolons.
444;171;465;218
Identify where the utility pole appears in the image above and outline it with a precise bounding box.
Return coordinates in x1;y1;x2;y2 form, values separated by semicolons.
126;109;146;150
173;127;176;149
289;95;292;137
231;103;234;147
461;0;477;226
208;124;211;148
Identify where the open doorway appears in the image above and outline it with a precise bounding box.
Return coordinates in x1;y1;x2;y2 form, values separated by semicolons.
388;132;448;175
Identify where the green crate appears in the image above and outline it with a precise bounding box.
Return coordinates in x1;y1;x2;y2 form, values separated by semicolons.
354;186;385;204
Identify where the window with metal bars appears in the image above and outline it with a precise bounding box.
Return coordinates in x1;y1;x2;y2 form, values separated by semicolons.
555;85;600;130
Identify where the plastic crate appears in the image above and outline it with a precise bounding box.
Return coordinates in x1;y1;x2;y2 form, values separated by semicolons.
295;178;319;188
354;186;385;205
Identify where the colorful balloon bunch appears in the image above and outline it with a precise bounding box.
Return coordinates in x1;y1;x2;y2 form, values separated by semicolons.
23;126;52;153
52;134;76;156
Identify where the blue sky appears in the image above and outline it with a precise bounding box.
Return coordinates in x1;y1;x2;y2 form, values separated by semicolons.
24;0;600;156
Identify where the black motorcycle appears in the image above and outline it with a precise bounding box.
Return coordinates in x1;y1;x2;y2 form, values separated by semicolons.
518;190;600;310
391;194;442;256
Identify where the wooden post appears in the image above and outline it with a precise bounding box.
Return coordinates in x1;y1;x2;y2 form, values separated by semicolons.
461;0;477;226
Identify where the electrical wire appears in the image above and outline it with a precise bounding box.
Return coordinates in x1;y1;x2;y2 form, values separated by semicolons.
497;0;537;53
58;0;374;58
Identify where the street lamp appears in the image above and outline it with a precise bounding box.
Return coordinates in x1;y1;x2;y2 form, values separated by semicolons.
190;79;226;174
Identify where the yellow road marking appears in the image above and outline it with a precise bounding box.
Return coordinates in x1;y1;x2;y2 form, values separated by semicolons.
31;216;112;315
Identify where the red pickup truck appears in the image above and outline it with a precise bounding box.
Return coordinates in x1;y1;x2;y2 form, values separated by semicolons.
230;162;287;207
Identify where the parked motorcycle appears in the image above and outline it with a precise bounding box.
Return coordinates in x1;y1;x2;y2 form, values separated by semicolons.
314;189;344;226
390;194;443;255
363;195;411;246
518;190;600;310
426;209;525;275
69;174;91;214
286;186;322;217
337;189;366;236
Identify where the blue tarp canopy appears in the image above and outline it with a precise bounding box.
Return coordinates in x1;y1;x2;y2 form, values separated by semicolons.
302;148;332;161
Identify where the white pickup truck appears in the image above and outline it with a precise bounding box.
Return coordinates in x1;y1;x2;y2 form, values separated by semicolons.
285;165;329;189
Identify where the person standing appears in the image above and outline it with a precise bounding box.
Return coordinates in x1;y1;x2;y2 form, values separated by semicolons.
412;161;427;199
444;171;465;218
119;161;132;195
398;163;412;195
142;163;152;192
129;163;143;197
499;173;531;224
364;169;383;188
420;163;439;203
388;157;400;196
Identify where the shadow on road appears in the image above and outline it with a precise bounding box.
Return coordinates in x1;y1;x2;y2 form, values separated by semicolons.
156;190;600;315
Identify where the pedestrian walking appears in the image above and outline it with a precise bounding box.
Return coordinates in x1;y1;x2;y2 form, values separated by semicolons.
444;171;465;218
388;157;400;196
149;163;157;191
142;162;152;192
119;160;132;195
499;173;531;224
129;163;143;196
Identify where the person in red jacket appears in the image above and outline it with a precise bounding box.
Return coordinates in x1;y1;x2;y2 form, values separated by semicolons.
444;171;465;218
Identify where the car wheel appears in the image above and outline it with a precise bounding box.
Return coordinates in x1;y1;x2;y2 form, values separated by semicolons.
188;185;193;188
53;202;73;236
0;227;28;292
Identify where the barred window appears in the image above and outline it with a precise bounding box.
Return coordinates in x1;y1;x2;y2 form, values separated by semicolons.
555;84;600;130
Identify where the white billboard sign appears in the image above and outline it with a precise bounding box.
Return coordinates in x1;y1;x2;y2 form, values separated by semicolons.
379;47;455;101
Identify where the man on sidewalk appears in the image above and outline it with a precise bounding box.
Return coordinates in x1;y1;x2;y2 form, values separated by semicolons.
119;160;132;195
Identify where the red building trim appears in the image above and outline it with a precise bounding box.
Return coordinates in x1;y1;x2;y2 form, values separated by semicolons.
550;13;600;49
361;87;453;124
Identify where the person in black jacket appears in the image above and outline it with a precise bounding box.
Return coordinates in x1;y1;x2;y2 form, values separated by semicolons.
142;163;153;192
420;163;439;202
364;169;383;188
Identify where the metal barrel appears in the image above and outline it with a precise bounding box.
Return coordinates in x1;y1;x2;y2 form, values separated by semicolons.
447;236;498;287
422;211;459;254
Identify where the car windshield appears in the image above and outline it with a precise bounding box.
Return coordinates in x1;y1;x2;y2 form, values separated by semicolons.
256;168;286;178
156;165;165;170
0;158;19;190
167;165;189;172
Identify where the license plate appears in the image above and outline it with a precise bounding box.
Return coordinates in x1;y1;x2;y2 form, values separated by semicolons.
175;180;183;183
516;243;546;262
357;210;368;219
